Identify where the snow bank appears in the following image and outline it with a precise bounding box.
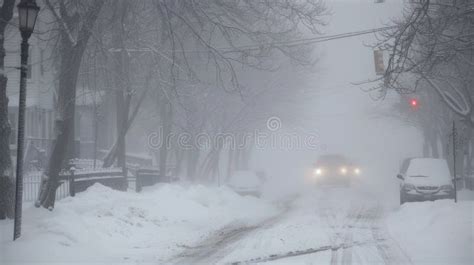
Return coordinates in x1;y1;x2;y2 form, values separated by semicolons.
228;171;261;189
387;199;473;265
459;189;474;201
0;183;277;264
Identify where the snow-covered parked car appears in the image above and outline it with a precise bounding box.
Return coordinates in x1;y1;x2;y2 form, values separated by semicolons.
397;158;455;204
227;170;265;197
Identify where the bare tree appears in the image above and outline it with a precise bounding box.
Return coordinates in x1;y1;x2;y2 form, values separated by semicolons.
98;1;159;169
148;0;327;181
375;0;474;118
372;0;474;181
35;0;327;196
36;0;105;209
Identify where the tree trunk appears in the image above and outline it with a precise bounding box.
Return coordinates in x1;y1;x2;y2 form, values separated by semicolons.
0;75;11;172
113;26;131;169
114;87;131;170
467;131;474;186
422;140;429;157
234;149;241;171
0;0;15;220
200;151;215;182
110;0;130;170
237;146;251;170
174;146;184;177
461;122;473;185
429;130;440;158
441;131;449;159
186;146;199;181
198;139;224;182
102;86;148;168
37;44;82;209
159;100;172;181
116;88;126;169
226;148;234;182
37;1;105;209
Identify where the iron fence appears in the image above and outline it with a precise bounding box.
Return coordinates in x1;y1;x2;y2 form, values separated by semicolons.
22;162;178;201
23;171;69;202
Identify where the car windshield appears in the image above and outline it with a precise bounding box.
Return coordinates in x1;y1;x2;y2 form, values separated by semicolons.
316;155;349;166
1;1;472;265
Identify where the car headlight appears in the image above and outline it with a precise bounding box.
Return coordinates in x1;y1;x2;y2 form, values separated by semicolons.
354;168;361;175
340;167;347;175
403;183;415;191
314;168;322;176
441;184;453;191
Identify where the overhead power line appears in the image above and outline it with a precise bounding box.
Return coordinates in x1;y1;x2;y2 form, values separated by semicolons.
109;25;397;54
221;25;397;52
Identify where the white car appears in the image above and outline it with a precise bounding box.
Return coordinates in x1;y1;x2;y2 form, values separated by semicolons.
397;158;454;204
227;170;264;197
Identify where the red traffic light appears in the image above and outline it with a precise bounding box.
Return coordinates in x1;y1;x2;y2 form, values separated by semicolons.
410;98;418;107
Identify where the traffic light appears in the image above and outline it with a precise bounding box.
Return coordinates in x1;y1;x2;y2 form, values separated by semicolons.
373;50;385;75
410;98;419;109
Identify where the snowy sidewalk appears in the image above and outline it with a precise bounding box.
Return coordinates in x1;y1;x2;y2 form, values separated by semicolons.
0;183;278;264
386;192;474;265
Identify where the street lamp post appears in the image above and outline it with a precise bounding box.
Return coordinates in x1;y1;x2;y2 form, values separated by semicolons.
13;0;39;241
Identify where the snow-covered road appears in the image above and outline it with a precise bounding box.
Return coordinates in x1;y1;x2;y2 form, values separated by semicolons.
166;188;410;265
168;198;294;264
168;187;472;265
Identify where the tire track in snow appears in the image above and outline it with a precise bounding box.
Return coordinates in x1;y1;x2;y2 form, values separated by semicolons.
226;196;412;264
166;197;296;265
339;204;412;265
341;228;353;264
230;240;382;264
168;193;413;265
369;206;413;265
322;201;412;265
329;204;364;265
